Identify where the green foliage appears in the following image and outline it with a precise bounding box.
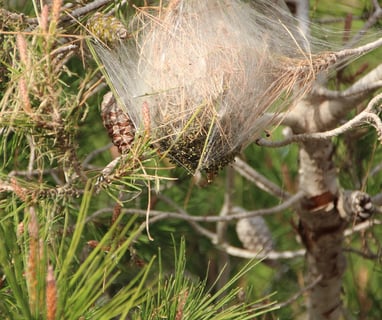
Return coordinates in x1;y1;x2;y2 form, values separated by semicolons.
0;2;276;319
131;238;277;320
0;191;275;320
1;1;382;320
0;183;153;319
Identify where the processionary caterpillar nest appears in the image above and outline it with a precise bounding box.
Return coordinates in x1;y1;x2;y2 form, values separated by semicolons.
89;0;340;175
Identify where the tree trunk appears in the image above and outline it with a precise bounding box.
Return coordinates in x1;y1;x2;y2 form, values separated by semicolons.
297;139;347;320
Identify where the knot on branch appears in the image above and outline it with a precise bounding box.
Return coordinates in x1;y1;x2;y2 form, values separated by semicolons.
337;190;375;222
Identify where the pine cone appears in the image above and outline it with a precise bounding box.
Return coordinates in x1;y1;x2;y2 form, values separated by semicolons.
235;208;274;254
101;92;135;154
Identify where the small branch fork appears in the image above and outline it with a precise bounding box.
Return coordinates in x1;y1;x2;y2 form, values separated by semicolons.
257;92;382;148
119;191;305;222
312;62;382;99
76;189;381;262
232;157;290;199
345;0;382;48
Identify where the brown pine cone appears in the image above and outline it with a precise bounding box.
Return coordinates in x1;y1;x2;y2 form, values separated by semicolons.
101;91;135;154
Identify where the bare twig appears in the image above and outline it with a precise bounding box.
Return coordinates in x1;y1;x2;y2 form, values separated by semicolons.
336;37;382;61
314;80;382;99
0;178;82;199
84;201;308;262
220;243;305;260
66;0;113;20
271;274;323;309
344;219;382;237
233;157;290;199
312;64;382;99
157;194;216;239
8;168;59;177
123;191;305;222
82;142;114;167
133;214;170;243
85;207;113;223
313;81;382;99
8;168;63;185
86;198;217;240
257;114;366;147
346;1;382;48
257;92;382;147
370;161;382;177
287;0;310;36
50;44;78;57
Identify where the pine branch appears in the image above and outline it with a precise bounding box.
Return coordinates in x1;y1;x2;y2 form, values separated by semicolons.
122;191;304;223
233;157;290;199
257;92;382;147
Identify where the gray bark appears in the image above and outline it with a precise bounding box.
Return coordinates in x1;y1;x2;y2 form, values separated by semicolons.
276;2;382;315
288;91;380;319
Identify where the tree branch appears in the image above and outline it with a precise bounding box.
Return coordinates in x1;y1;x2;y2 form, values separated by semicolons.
345;0;382;48
272;274;323;309
233;157;290;199
257;92;382;147
313;77;382;100
123;191;305;222
82;143;114;167
157;194;216;239
343;219;382;237
220;243;305;260
335;37;382;61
